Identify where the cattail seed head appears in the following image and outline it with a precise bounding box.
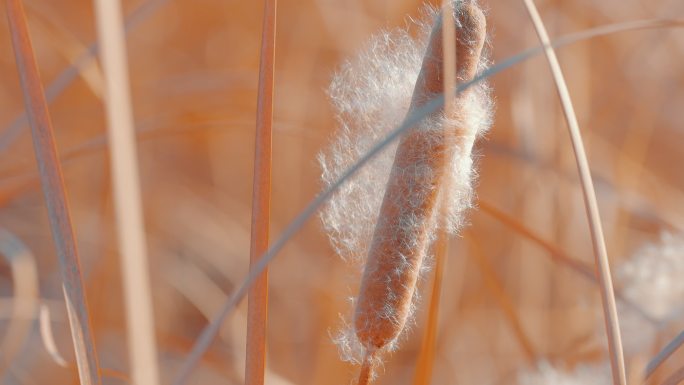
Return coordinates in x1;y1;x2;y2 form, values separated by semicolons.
352;0;486;355
319;0;492;367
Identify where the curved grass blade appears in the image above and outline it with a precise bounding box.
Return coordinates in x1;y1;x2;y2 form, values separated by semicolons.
522;1;626;384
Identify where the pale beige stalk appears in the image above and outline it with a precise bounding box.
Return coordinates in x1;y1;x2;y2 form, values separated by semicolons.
92;1;160;384
522;1;626;384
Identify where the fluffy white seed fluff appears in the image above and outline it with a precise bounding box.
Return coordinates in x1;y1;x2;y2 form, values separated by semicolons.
518;362;611;385
318;4;492;363
618;232;684;320
613;232;684;354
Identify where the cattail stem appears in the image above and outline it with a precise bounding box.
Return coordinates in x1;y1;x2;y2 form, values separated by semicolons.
357;352;377;385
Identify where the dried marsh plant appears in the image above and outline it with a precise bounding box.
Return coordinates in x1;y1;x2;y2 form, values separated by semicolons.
319;1;492;381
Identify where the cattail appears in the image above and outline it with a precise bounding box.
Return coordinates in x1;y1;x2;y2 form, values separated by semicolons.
319;0;492;380
353;2;485;356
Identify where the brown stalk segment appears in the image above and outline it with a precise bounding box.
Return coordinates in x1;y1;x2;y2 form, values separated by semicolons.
246;0;277;384
412;228;448;385
357;353;377;385
3;0;102;384
353;3;486;353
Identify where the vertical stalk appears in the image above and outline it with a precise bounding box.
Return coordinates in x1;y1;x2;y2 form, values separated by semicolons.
413;3;456;384
246;0;277;384
92;0;161;384
4;0;101;383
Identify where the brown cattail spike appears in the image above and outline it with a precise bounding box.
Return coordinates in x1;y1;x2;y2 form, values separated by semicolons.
353;2;486;353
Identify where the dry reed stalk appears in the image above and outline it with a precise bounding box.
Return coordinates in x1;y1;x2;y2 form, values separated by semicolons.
466;231;537;363
39;303;70;367
478;200;658;326
92;0;160;384
354;3;486;383
412;229;448;385
24;2;104;98
646;331;684;380
412;2;457;383
4;0;102;383
522;1;626;384
246;0;277;384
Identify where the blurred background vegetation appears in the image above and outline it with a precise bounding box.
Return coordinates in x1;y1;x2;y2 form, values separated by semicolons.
0;0;682;384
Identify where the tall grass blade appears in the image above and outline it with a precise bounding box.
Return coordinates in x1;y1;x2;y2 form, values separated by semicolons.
92;0;160;384
467;231;536;363
412;229;448;385
522;1;626;384
245;1;277;385
4;0;102;383
645;330;684;379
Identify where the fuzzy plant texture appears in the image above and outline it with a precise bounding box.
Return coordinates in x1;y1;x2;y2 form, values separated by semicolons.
613;232;684;354
318;1;492;365
518;362;611;385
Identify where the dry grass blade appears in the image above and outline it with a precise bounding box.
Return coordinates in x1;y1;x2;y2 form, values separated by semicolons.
466;231;537;363
0;229;38;375
92;0;160;384
522;1;626;384
169;19;683;383
478;200;595;279
412;229;448;385
478;200;656;325
246;1;277;385
645;330;684;380
25;2;104;98
4;0;102;383
39;303;69;367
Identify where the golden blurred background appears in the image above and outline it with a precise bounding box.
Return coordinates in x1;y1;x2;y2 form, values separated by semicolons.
0;0;683;384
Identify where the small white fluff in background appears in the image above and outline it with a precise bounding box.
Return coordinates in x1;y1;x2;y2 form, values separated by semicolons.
618;232;684;320
614;232;684;354
517;362;611;385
